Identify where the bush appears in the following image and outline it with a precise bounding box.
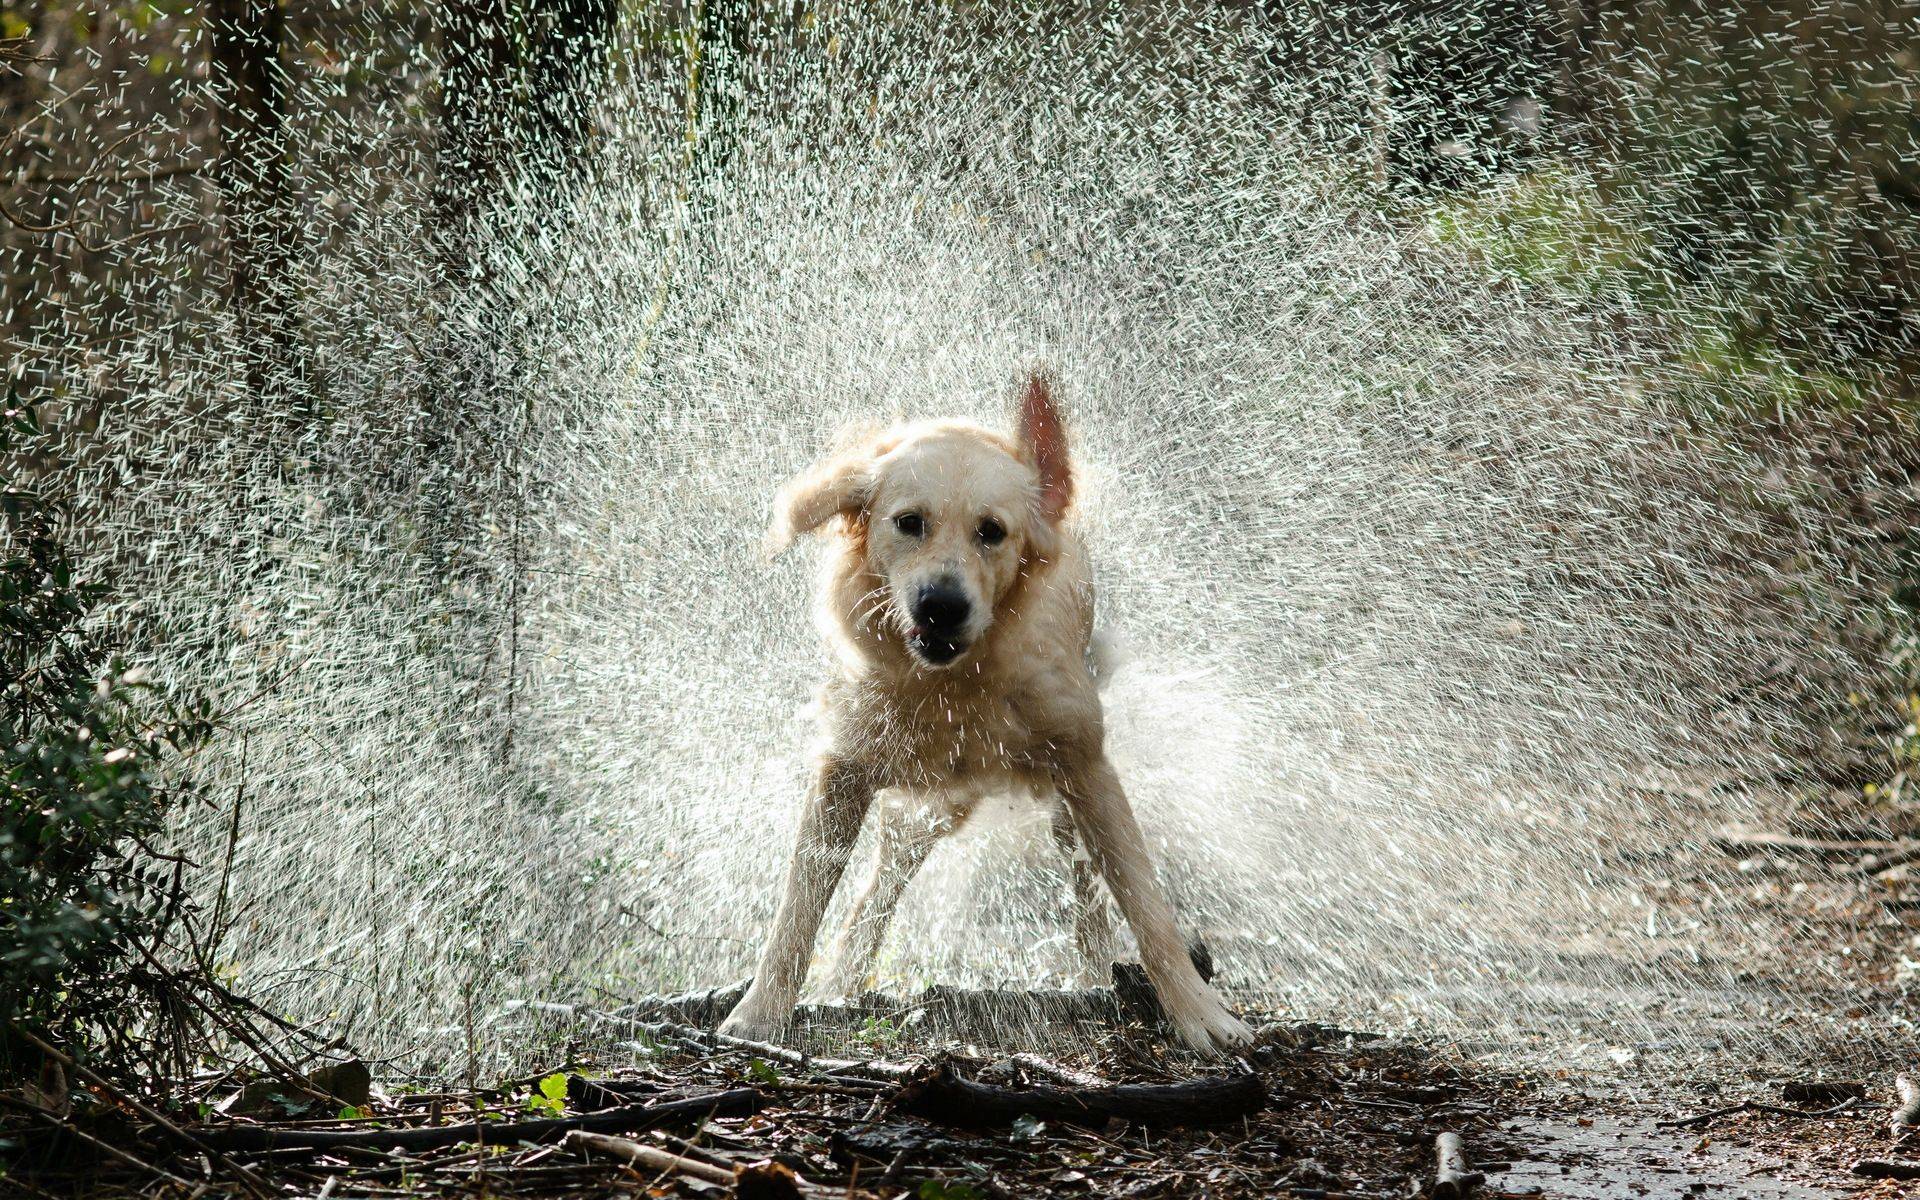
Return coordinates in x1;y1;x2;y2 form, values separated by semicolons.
1;398;216;1083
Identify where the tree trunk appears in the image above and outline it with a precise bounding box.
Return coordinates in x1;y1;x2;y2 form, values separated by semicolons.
207;0;288;408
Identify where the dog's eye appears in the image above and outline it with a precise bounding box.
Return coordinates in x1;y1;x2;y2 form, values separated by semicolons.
893;512;925;537
977;518;1007;546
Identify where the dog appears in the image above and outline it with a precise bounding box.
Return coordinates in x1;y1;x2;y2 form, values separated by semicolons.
718;369;1253;1054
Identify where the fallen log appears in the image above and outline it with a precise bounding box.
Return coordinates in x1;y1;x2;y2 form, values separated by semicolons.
1780;1080;1865;1106
1854;1158;1920;1180
195;1088;762;1153
1893;1075;1920;1140
1432;1131;1483;1198
896;1059;1264;1128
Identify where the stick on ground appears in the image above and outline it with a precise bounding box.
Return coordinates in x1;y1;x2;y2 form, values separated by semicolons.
562;1130;737;1186
1433;1131;1483;1199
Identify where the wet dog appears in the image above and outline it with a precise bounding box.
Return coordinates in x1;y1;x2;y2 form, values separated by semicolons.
719;369;1252;1054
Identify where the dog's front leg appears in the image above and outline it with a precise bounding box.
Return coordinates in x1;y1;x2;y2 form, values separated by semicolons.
720;758;875;1042
1056;753;1253;1054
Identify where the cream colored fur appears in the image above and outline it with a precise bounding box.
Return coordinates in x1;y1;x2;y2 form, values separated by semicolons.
720;371;1253;1054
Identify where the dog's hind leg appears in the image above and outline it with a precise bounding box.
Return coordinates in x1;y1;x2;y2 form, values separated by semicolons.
823;800;950;998
720;758;876;1042
1048;804;1116;987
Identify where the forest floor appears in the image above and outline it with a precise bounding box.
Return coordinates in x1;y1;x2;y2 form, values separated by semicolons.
8;979;1914;1199
12;784;1920;1197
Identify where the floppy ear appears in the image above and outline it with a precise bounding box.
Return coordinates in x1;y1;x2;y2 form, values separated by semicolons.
1015;367;1073;525
765;446;875;556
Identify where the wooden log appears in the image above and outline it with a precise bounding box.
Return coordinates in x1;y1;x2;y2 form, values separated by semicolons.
1892;1074;1920;1140
1855;1158;1920;1180
895;1060;1263;1128
195;1088;762;1153
1780;1080;1865;1106
561;1130;735;1185
1433;1131;1482;1198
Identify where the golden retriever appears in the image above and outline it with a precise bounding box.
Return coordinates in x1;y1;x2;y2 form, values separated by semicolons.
719;369;1253;1054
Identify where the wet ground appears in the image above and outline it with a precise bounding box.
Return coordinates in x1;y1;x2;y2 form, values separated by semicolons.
14;782;1919;1197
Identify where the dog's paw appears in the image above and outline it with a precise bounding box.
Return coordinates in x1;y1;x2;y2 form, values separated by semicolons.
716;1011;783;1045
1168;997;1255;1056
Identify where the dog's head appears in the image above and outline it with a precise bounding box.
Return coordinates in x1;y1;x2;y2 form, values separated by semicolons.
767;369;1074;670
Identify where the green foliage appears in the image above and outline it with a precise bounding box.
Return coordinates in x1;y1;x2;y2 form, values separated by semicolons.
1576;2;1920;371
1426;168;1900;419
744;1057;781;1085
855;1014;901;1048
0;398;215;1081
917;1180;983;1200
525;1071;569;1114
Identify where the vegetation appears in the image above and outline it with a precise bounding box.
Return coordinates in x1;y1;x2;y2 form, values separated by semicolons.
0;1;1915;1195
0;398;216;1084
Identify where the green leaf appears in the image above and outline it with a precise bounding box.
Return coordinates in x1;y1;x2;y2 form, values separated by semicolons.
744;1058;781;1086
338;1104;371;1120
537;1072;568;1103
1010;1112;1045;1140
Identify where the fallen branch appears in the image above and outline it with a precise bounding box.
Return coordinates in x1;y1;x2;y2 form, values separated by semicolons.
1861;844;1920;876
566;1130;812;1197
0;1092;195;1189
1654;1097;1858;1129
562;1129;736;1185
896;1059;1264;1128
1893;1075;1920;1140
10;1024;273;1197
195;1088;762;1153
1854;1158;1920;1180
1006;1053;1108;1090
1433;1131;1482;1198
1710;827;1902;859
613;1017;920;1084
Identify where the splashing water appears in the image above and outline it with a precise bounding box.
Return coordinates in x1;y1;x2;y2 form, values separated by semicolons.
18;2;1914;1077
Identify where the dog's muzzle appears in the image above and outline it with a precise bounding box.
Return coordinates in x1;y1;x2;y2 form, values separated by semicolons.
907;580;971;665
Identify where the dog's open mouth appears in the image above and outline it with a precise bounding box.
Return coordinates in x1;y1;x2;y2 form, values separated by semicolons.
907;628;967;665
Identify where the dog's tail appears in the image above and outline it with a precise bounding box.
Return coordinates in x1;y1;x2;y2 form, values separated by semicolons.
1086;628;1125;690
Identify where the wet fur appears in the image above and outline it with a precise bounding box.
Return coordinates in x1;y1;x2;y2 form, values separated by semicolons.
721;371;1253;1054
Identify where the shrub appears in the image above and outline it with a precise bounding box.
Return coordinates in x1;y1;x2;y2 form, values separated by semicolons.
0;398;216;1083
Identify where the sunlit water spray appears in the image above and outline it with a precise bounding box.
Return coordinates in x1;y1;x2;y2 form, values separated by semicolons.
44;2;1908;1077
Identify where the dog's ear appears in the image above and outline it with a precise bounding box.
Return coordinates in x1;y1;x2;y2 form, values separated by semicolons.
1015;367;1072;525
766;445;876;556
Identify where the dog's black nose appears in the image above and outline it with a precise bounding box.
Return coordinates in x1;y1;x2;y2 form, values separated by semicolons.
912;581;971;635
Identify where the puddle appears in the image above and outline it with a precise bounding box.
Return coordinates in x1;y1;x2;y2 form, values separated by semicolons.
1496;1118;1840;1199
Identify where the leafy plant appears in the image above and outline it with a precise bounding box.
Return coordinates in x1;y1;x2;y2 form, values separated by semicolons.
0;398;216;1084
856;1014;901;1048
525;1071;568;1115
